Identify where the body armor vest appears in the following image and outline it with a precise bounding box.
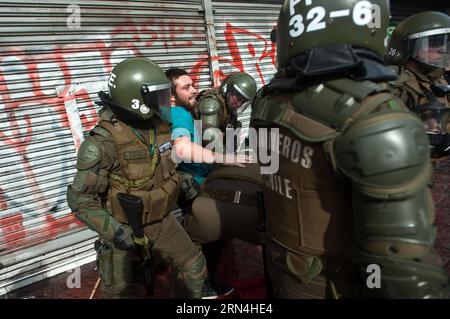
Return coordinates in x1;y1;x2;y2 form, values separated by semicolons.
98;117;180;225
251;79;398;257
395;69;450;109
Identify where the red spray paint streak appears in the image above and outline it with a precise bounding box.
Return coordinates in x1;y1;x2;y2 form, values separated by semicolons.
0;20;276;253
223;22;276;86
0;48;84;253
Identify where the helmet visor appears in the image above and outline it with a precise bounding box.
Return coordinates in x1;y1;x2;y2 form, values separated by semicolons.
141;83;171;122
227;85;249;109
410;32;450;68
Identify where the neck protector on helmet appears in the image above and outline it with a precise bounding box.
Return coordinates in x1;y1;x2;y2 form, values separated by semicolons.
265;45;396;94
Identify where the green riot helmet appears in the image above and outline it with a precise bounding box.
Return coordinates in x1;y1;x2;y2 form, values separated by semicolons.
104;57;171;122
386;11;450;71
220;72;257;109
276;0;390;68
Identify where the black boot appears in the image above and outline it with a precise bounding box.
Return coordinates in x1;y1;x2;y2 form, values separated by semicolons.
201;241;234;299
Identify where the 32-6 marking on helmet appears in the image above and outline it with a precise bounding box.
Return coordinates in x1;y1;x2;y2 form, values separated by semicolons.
352;1;374;26
306;6;326;32
329;9;350;18
288;0;376;38
289;14;305;37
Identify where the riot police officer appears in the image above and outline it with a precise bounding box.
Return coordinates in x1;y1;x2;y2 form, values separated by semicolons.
386;11;450;158
251;0;450;298
198;72;257;151
66;57;206;298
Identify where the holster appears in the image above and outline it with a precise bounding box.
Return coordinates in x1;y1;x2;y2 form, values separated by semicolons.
94;240;113;287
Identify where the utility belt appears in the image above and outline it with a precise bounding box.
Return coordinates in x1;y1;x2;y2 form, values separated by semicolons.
199;188;258;206
109;174;181;226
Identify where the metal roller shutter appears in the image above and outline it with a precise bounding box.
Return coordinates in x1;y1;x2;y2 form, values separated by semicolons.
211;0;281;146
212;1;280;87
0;0;210;296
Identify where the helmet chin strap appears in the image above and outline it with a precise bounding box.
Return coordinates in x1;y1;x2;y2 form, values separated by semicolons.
238;101;251;116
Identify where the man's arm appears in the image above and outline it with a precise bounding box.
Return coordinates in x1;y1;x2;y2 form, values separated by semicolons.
173;136;246;167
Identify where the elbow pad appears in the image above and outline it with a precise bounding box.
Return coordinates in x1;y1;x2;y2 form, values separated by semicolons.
335;110;449;298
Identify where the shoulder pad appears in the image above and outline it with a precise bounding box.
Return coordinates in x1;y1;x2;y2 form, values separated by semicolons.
98;106;115;121
251;79;395;142
293;79;390;131
77;137;102;170
199;97;221;115
335;110;430;198
325;79;386;101
91;125;113;138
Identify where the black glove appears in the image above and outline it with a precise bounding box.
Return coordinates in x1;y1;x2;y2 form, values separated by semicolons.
112;227;135;250
180;173;200;201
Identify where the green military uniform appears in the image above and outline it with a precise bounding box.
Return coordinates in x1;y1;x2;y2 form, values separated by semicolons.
386;11;450;158
251;0;450;299
67;57;206;298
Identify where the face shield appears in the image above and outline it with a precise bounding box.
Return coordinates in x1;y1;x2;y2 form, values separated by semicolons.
226;84;249;109
141;82;172;123
409;29;450;69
